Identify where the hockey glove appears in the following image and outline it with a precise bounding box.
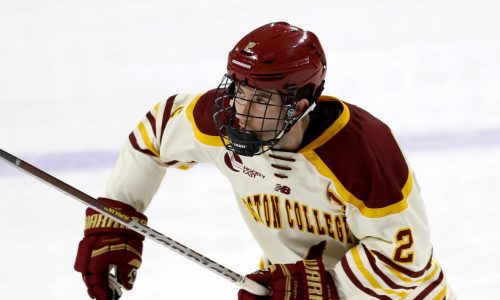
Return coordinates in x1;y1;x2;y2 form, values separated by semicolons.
74;198;147;300
238;241;339;300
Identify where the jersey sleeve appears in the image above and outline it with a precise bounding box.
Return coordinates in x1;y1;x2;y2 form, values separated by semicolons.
315;103;450;298
104;92;217;212
332;172;448;299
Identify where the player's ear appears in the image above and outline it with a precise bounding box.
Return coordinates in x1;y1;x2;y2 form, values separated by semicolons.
294;99;310;117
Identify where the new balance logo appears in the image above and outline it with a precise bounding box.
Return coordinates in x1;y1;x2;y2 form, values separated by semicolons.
274;184;291;195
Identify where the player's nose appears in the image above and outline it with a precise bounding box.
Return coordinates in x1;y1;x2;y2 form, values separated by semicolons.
235;99;252;117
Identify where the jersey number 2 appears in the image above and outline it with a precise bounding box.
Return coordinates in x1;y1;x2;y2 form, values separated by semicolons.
393;228;414;263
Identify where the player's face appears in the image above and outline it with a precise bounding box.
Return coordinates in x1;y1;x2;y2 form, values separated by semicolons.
233;85;286;141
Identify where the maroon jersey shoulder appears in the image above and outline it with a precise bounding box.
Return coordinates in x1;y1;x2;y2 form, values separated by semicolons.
315;102;409;209
190;89;219;137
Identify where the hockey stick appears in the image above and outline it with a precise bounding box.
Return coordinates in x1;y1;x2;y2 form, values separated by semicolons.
0;148;271;297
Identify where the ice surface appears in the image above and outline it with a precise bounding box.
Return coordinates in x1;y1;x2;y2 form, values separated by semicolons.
1;0;499;299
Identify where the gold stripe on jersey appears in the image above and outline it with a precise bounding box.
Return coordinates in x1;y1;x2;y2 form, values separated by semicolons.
302;150;412;218
171;106;184;118
371;247;433;279
129;101;166;157
300;97;350;153
433;285;447;300
384;256;439;285
258;259;265;270
154;102;160;115
186;93;224;147
414;270;445;299
138;121;160;157
177;164;192;170
420;261;440;283
351;246;409;298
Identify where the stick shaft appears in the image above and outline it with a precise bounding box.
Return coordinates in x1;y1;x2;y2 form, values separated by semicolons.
0;148;270;296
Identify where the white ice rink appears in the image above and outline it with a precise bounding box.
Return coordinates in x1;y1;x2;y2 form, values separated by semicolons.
1;0;500;299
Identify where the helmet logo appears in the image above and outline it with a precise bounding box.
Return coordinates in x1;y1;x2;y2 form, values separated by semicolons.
244;42;257;53
231;59;251;69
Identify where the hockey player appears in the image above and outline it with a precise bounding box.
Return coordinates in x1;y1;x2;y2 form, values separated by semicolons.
74;22;455;299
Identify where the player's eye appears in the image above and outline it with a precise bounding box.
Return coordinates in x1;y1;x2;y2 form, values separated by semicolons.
254;97;267;104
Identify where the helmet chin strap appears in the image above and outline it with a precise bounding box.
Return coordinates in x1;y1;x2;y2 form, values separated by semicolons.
226;125;277;156
226;102;317;157
297;102;317;123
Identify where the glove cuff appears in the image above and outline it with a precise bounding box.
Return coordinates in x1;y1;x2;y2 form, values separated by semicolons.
83;197;148;240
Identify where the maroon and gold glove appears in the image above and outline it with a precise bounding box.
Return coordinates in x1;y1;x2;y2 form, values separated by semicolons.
238;241;339;300
74;198;147;300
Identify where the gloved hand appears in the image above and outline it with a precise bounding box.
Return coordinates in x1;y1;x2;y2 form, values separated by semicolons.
238;241;338;300
74;198;147;300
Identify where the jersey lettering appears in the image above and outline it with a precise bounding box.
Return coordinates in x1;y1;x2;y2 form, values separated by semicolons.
241;194;353;244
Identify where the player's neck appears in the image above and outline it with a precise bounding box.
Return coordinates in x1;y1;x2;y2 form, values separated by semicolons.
272;114;310;152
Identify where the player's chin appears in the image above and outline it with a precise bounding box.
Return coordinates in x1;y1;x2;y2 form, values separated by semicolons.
238;128;255;136
257;132;276;142
239;128;270;141
245;130;265;141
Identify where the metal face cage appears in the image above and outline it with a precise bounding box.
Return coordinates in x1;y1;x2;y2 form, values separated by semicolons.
212;74;299;156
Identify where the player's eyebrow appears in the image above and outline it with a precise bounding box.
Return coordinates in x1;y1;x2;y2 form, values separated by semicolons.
254;90;273;98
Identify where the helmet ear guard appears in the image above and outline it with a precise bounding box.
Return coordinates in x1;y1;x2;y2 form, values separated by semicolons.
283;103;297;125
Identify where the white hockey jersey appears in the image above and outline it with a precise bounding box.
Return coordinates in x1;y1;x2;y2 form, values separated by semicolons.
104;90;455;299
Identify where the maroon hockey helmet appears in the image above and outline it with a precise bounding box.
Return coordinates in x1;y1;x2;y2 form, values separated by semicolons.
213;22;327;156
227;21;327;101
